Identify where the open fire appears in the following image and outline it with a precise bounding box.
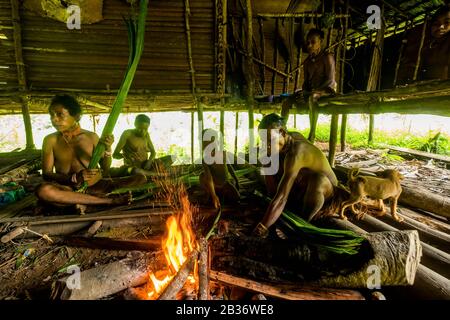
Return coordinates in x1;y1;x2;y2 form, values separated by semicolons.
146;188;198;299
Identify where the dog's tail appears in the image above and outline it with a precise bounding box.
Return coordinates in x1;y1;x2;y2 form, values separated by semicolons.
348;167;360;182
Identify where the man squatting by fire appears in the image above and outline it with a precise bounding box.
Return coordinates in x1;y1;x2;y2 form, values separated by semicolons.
253;114;338;237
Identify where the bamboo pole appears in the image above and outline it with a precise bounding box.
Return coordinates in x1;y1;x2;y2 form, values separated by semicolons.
271;18;279;95
294;18;303;92
258;17;266;94
245;0;255;152
215;0;227;96
413;19;428;81
328;115;339;166
10;0;35;150
184;0;203;158
257;13;350;18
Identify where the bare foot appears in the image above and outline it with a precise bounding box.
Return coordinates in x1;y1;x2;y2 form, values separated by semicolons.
110;192;132;206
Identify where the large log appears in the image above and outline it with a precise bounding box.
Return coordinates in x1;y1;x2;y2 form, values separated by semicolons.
354;214;450;279
326;217;450;300
209;270;365;300
378;207;450;254
399;186;450;220
54;252;162;300
334;165;450;219
211;230;421;288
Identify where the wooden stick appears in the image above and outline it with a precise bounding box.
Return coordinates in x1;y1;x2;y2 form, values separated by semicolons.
2;207;173;226
209;270;364;300
258;17;266;94
158;250;199;300
271;18;279;95
198;238;209;300
63;236;162;252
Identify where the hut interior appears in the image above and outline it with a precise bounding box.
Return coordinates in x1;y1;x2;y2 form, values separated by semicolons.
0;0;449;302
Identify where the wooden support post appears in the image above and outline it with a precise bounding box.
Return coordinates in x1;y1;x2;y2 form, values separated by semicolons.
413;19;428;81
245;0;255;152
234;112;239;159
368;114;375;145
220;110;225;147
366;5;385;145
328;114;339;166
271;18;279;95
340;114;347;151
339;1;349;152
11;0;35;150
191;111;195;164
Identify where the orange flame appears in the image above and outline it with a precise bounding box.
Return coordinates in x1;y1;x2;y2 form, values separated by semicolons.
147;193;197;299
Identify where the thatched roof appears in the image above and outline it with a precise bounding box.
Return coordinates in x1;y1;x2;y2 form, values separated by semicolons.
0;0;448;114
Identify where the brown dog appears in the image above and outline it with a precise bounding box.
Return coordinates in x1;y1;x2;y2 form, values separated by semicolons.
339;168;404;222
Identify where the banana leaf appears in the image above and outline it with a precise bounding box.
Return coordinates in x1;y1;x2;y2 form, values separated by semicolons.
78;0;149;192
253;191;366;255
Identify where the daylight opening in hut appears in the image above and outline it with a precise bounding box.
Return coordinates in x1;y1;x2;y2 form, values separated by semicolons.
0;0;449;307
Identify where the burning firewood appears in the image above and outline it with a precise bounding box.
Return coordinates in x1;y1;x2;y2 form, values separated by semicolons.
197;238;209;300
157;250;199;300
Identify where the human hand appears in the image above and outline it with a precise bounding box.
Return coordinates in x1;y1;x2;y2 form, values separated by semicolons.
212;195;221;209
100;135;114;151
77;169;102;187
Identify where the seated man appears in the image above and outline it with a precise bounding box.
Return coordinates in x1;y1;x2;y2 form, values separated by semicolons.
281;28;337;142
420;6;450;80
199;129;240;209
112;114;160;177
36;95;146;210
253;113;338;237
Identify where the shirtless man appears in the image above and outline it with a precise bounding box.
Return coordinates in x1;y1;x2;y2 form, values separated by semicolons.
253;113;338;237
199;129;240;209
35;95;146;208
112;114;157;176
420;6;450;80
281;28;337;142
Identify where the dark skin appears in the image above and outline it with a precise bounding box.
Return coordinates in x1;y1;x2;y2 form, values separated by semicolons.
281;33;336;141
259;126;337;228
199;137;240;209
113;121;156;175
36;105;145;206
421;11;450;80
